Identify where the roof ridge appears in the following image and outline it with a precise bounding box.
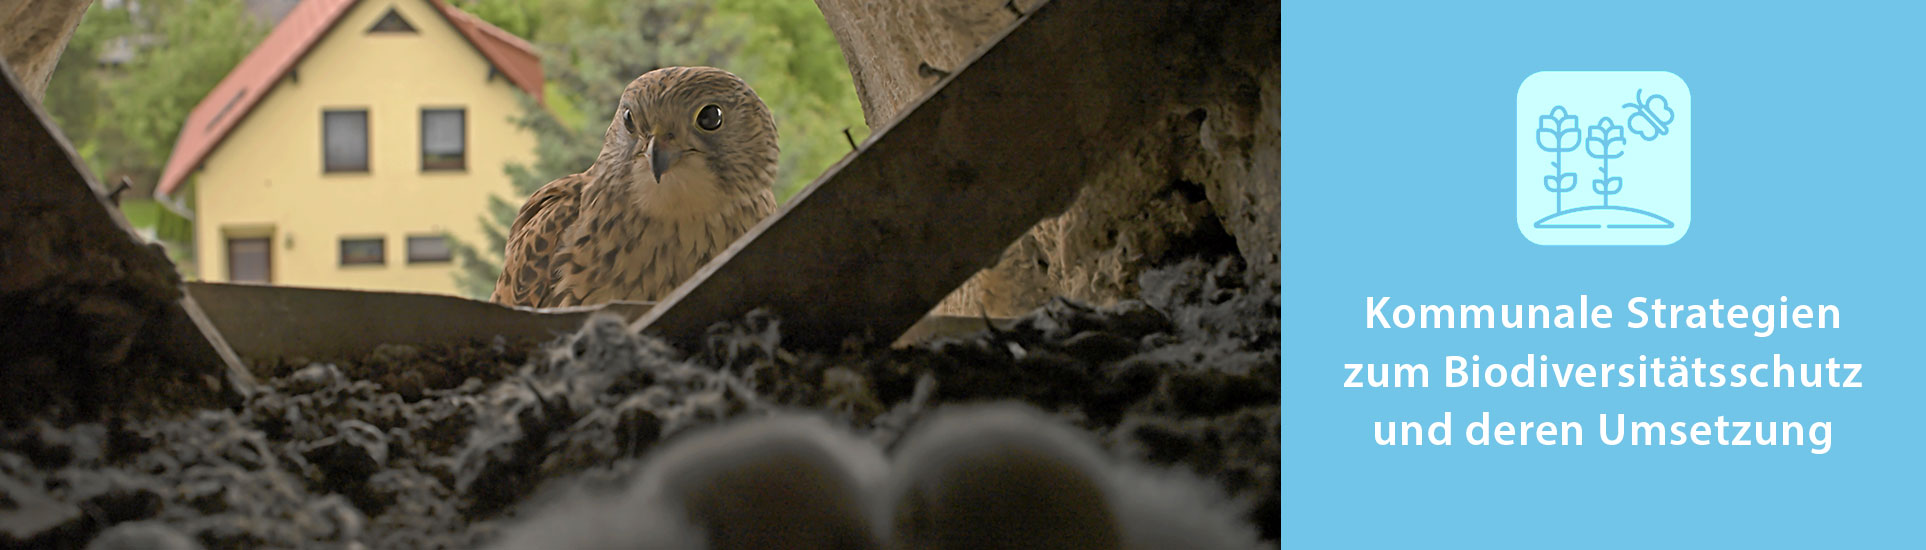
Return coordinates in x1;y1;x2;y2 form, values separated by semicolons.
430;0;538;55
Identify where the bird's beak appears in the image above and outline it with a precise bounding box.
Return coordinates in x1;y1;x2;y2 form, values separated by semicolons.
648;136;679;183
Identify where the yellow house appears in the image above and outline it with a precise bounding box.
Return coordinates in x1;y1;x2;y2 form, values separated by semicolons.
156;0;541;295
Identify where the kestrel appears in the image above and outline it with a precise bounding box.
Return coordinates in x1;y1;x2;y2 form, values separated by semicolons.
494;67;779;307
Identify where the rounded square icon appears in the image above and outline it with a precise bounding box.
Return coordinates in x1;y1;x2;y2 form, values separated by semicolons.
1517;71;1690;245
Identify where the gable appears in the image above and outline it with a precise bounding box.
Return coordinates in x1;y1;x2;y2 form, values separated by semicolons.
157;0;541;196
368;8;418;33
298;0;502;87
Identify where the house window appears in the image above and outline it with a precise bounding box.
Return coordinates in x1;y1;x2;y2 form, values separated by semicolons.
406;235;452;264
421;108;466;171
324;109;369;172
368;8;417;33
227;237;271;283
340;237;385;266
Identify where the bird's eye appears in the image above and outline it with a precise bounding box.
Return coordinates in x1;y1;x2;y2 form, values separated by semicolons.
695;104;722;132
622;108;637;135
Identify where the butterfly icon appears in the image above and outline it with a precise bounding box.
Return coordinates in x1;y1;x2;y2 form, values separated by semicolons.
1623;88;1675;141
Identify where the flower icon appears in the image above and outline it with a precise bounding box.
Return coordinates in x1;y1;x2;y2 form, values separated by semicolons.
1587;116;1629;205
1536;106;1583;213
1519;75;1689;236
1536;106;1581;152
1585;117;1625;160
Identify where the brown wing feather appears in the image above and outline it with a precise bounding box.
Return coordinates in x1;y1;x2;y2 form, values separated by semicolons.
492;173;588;306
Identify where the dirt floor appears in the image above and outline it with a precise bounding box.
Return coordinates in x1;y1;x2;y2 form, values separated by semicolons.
0;257;1278;549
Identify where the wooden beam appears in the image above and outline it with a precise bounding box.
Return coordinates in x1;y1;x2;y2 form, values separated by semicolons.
0;58;255;416
637;0;1265;349
185;283;1010;365
186;283;651;364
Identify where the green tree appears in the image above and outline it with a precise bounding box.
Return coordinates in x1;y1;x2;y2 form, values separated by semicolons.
44;6;129;159
45;0;263;193
454;0;627;44
450;0;868;300
710;0;869;200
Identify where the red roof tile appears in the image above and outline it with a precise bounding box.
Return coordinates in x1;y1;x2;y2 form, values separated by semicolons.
157;0;542;196
431;0;543;102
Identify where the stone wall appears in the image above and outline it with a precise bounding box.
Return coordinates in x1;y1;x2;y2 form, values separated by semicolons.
1;0;92;102
815;0;1280;316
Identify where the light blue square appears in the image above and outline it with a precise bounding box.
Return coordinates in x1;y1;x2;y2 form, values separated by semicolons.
1516;71;1690;245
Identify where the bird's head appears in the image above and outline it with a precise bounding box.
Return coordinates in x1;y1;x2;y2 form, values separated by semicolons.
597;67;778;204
